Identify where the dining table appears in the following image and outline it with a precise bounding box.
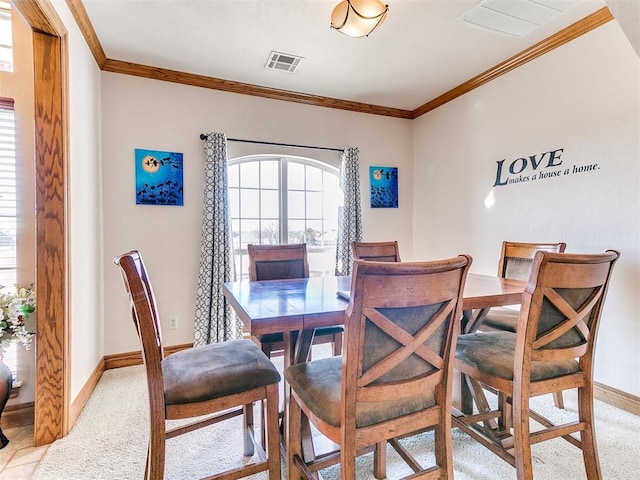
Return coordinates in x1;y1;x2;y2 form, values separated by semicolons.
223;272;525;361
223;272;526;456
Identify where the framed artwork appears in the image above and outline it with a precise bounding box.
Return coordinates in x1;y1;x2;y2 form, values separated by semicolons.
370;166;398;208
135;148;184;206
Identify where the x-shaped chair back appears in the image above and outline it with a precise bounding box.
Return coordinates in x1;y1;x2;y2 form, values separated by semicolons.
343;257;471;429
517;250;619;371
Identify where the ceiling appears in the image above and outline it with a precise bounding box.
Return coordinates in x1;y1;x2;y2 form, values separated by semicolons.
81;0;608;113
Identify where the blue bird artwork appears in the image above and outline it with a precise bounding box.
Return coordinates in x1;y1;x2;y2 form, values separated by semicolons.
135;148;184;206
370;166;398;208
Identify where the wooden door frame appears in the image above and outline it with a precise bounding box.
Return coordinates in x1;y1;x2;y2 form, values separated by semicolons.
12;0;69;445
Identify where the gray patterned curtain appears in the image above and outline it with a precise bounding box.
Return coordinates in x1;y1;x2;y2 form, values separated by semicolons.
335;147;362;276
194;132;241;345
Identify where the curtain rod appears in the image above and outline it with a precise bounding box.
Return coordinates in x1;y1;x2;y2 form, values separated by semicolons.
199;134;344;153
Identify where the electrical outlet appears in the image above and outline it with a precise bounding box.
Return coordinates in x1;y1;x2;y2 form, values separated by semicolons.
168;315;178;330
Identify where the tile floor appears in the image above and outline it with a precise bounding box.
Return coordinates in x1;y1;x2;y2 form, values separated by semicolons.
0;425;47;479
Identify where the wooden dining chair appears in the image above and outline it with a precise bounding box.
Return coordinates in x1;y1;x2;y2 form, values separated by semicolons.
351;240;401;262
286;256;471;480
114;250;281;480
466;241;567;409
453;250;619;480
469;241;567;333
247;243;343;358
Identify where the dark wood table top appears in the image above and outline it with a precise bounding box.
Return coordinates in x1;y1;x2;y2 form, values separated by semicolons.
223;273;525;336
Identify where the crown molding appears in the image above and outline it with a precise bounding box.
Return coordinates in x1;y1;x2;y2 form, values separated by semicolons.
101;58;414;119
65;0;106;67
67;1;612;119
411;7;613;118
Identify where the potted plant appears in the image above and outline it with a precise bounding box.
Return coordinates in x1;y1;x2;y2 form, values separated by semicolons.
0;284;34;448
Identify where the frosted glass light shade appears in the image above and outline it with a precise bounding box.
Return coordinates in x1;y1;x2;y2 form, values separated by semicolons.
331;0;389;38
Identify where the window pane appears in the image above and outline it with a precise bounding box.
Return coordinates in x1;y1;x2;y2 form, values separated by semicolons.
306;191;323;218
231;219;241;248
308;246;335;277
227;164;239;188
305;220;322;245
288;219;305;244
228;187;239;217
260;160;279;189
240;219;260;246
260;189;279;218
240;162;259;188
240;189;259;217
288;162;305;190
306;166;323;191
260;220;280;245
288;191;305;219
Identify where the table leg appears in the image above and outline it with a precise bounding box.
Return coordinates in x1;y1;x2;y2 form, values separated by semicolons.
283;329;319;479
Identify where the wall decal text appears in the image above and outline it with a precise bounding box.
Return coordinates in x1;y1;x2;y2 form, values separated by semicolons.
493;148;599;187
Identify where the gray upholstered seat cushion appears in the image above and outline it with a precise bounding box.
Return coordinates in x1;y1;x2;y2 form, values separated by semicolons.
456;332;580;381
285;356;436;429
481;307;519;333
162;339;281;405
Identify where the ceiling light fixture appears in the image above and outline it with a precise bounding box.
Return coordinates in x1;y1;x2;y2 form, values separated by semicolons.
330;0;389;38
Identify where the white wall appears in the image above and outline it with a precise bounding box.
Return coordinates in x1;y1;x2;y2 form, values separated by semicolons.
52;0;104;401
101;74;413;353
412;22;640;395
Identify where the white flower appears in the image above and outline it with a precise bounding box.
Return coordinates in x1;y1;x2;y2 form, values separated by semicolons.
0;285;35;351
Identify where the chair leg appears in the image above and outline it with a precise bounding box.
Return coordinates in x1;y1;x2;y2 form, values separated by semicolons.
243;403;255;457
340;436;357;480
288;393;303;480
512;389;534;480
577;386;602;480
146;413;165;480
434;413;454;480
553;391;565;409
498;392;512;432
373;441;386;479
332;332;343;356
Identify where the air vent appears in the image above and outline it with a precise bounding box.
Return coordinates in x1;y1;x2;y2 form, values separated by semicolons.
458;0;581;38
265;51;303;73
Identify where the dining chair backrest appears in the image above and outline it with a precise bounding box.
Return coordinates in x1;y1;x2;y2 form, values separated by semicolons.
114;250;166;411
115;250;164;378
518;250;619;367
115;250;283;480
343;256;471;430
248;243;309;281
498;241;566;282
351;240;401;263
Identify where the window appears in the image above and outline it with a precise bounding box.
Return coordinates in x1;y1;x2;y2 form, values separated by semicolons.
0;101;16;288
0;100;17;381
228;155;341;279
0;2;12;73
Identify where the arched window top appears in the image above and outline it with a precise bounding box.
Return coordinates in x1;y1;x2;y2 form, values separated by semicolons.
229;154;339;174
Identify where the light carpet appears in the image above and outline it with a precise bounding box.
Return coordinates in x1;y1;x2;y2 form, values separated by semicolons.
33;364;639;480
